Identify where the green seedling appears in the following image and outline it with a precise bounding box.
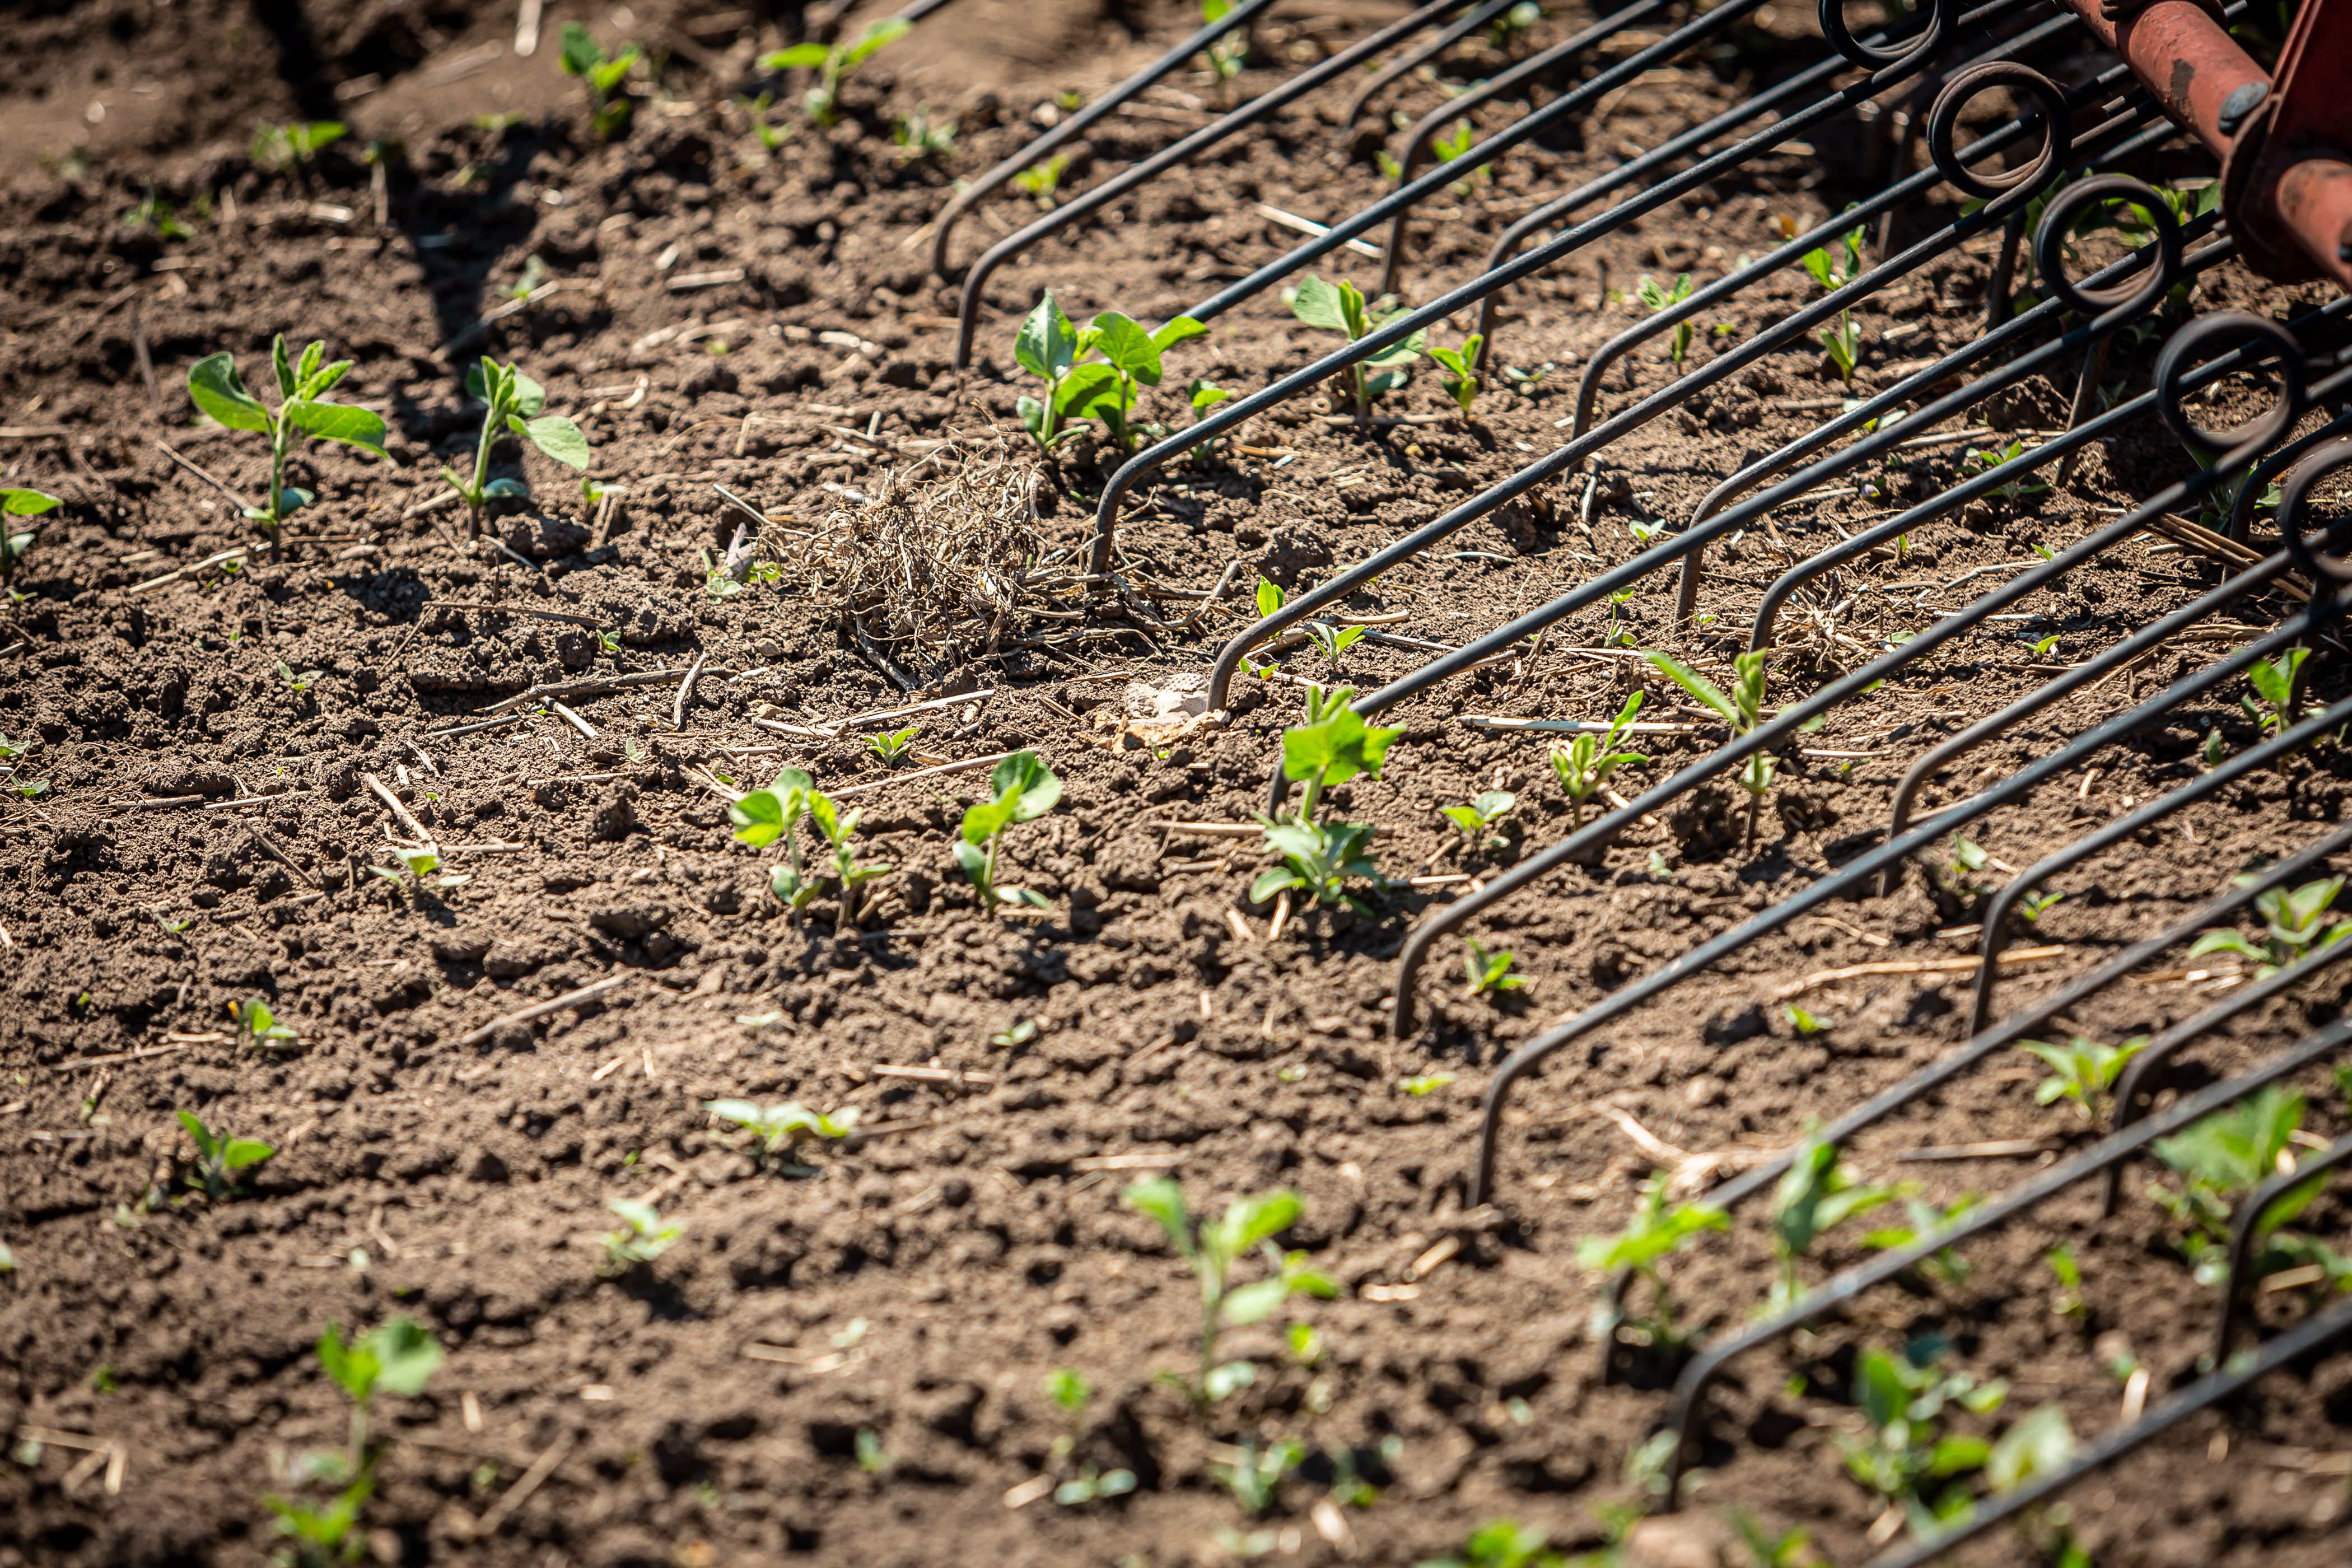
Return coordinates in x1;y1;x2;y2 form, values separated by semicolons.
760;18;912;128
1432;118;1488;195
893;101;956;161
266;1318;442;1567
1121;1178;1336;1411
1037;1366;1136;1507
154;913;194;934
178;1109;273;1200
1429;333;1485;414
1463;938;1524;996
1723;1511;1814;1568
1800;219;1866;384
600;1198;681;1275
1420;1518;1563;1568
853;1428;891;1473
1303;619;1367;669
706;1099;861;1165
503;254;549;301
439;356;589;536
1398;1073;1456;1096
1011;292;1206;452
2018;1034;2148;1122
1548;692;1648;832
1861;1192;1982;1286
868;725;920;762
1440;789;1515;850
250;121;346;180
1252;691;1402;915
1184;377;1234;458
231;997;298;1050
10;779;49;800
731;765;819;917
1961;440;2051;503
122;187;191;240
734;91;793;153
274;661;325;692
1501;362;1553;389
1765;1130;1911;1317
1833;1340;2007;1535
2150;1083;2334;1287
810;786;891;932
2240;645;2311;743
956;750;1061;911
1938;836;1992;900
2188;874;2350;978
1646;648;1778;853
186;335;388;548
1;489;59;585
1213;1437;1306;1514
1288;275;1426;416
367;845;468;893
1635;273;1696;368
2045;1241;2087;1322
991;1019;1039;1049
1576;1172;1729;1353
2019;889;2065;922
1202;0;1251;95
1012;151;1071;209
1787;1005;1828;1035
1985;1403;2076;1496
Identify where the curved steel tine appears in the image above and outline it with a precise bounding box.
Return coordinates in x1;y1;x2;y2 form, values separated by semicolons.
1082;0;2045;564
1982;209;2028;335
926;0;1289;278
1374;5;1668;298
2102;922;2352;1217
1342;0;1528;132
947;0;1465;367
1885;402;2352;872
2228;415;2351;545
1869;1291;2352;1567
1662;1012;2352;1508
1450;357;2352;1187
2213;1136;2352;1371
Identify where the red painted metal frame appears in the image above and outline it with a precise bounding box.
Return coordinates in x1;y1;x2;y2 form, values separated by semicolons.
2061;0;2352;290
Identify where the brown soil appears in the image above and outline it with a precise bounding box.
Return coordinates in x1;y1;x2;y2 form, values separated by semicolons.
6;2;2352;1566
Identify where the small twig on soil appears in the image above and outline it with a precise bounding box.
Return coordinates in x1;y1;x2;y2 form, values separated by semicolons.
483;668;688;715
36;1040;187;1072
1771;944;2065;1001
673;650;707;729
129;303;161;414
404;740;440;776
426;713;525;740
474;1433;576;1536
426;599;605;628
547;700;598;739
251;830;322;890
362;772;437;847
456;974;633;1048
153;441;262;515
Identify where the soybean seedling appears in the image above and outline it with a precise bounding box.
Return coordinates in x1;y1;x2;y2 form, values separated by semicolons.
1432;118;1488;195
2018;1034;2148;1122
1214;1438;1308;1515
807;785;892;932
185;335;388;553
893;102;956;162
122;186;192;240
231;997;298;1050
1288;275;1426;417
1645;648;1779;852
1763;1130;1910;1317
1302;619;1366;670
760;18;913;129
1961;440;2052;503
1576;1172;1729;1353
868;725;920;762
2241;645;2311;743
2189;874;2351;978
1428;333;1485;414
731;765;821;920
1040;1368;1137;1505
1550;692;1648;831
1800;218;1866;384
1635;273;1696;368
178;1110;273;1200
955;751;1062;912
251;121;346;183
600;1199;681;1275
0;489;60;586
1252;689;1402;915
266;1318;442;1568
274;661;325;692
2149;1084;2344;1287
1012;151;1071;210
440;357;590;536
1441;790;1515;851
706;1099;861;1166
1833;1341;2008;1531
1463;938;1524;997
557;22;640;138
1121;1178;1337;1412
1015;293;1208;454
1201;0;1250;100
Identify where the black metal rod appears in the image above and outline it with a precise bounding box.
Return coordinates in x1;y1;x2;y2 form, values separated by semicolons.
2213;1135;2352;1370
1342;0;1525;130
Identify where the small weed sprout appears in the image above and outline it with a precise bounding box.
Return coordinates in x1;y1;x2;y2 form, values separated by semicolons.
1961;440;2052;503
1575;1172;1729;1352
231;997;298;1050
732;766;819;917
1646;649;1777;852
1786;1005;1828;1035
893;102;956;161
868;725;920;762
2019;889;2065;922
2018;1035;2148;1122
760;19;913;128
1764;1131;1911;1317
122;186;192;240
1041;1369;1137;1504
1462;938;1524;997
955;750;1062;912
1635;273;1696;368
1287;275;1426;416
1202;0;1251;97
734;91;793;153
178;1110;273;1200
1833;1342;2007;1532
440;357;590;535
706;1099;861;1165
1302;619;1367;670
250;122;346;181
1549;692;1648;830
2045;1241;2087;1321
274;661;325;692
2241;646;2312;743
1121;1178;1336;1412
1432;118;1488;195
853;1429;892;1473
2149;1084;2346;1287
1419;1518;1564;1568
1252;690;1402;914
1429;333;1484;414
2188;874;2350;978
186;336;388;550
265;1318;442;1567
1;489;60;586
1012;151;1071;209
1397;1072;1456;1096
600;1199;680;1275
1440;790;1515;850
1800;219;1866;383
1214;1438;1308;1514
991;1019;1039;1049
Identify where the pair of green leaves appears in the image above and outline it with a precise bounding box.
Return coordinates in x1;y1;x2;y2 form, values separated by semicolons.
0;488;57;582
231;997;299;1048
318;1317;444;1410
1429;332;1484;412
2243;645;2311;736
1289;275;1425;409
1014;291;1207;450
179;1109;273;1198
251;121;344;171
1636;273;1696;366
1462;936;1523;996
956;751;1062;908
1278;701;1402;790
1440;790;1515;846
2018;1034;2146;1121
604;1198;682;1271
760;18;912;127
706;1098;861;1158
1550;692;1649;820
559;24;641;137
1122;1178;1337;1331
188;336;389;525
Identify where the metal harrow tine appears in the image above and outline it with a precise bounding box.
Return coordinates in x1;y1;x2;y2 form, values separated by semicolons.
2213;1135;2352;1371
1341;0;1530;132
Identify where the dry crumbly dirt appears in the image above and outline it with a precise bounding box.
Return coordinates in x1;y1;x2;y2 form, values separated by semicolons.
6;1;2352;1566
